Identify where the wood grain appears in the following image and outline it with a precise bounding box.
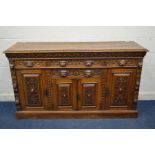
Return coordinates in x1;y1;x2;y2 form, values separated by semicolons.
5;41;148;53
5;41;147;118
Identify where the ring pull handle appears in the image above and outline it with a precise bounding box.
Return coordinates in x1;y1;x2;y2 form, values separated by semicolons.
84;70;93;77
60;70;68;77
119;88;123;93
85;60;93;67
59;61;68;67
30;88;35;93
119;60;127;66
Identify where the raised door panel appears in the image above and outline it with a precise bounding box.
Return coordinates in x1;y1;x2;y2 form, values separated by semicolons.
16;70;46;110
78;78;101;110
105;69;136;110
52;79;77;110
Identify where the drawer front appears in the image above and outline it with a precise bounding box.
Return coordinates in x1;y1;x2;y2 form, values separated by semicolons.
49;68;104;78
11;58;143;69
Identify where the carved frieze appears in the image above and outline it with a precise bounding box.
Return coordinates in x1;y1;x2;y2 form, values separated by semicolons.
6;52;145;58
11;58;143;68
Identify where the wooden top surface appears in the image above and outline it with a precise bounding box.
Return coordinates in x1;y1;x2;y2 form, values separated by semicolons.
4;41;147;53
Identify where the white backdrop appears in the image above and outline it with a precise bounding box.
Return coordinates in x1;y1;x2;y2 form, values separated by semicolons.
0;26;155;101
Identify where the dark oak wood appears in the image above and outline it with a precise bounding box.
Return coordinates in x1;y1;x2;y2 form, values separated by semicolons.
4;42;147;118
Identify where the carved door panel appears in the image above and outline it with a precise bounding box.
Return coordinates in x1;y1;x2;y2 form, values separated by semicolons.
16;70;47;110
105;69;136;110
78;78;101;110
52;79;77;110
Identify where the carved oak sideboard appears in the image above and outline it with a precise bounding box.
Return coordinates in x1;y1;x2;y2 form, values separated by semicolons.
4;42;147;118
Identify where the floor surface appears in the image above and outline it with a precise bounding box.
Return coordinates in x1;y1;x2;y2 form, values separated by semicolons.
0;101;155;129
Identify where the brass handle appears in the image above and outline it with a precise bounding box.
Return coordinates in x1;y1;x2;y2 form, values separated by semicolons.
119;60;127;66
60;70;68;77
30;88;35;93
59;61;68;67
87;94;91;97
85;60;93;67
84;70;93;77
26;61;34;67
119;88;123;92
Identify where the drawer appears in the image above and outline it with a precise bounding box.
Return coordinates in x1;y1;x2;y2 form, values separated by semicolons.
49;68;104;78
11;58;143;69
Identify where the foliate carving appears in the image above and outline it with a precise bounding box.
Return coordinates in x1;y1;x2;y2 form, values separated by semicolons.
6;52;145;58
24;75;42;107
112;75;129;106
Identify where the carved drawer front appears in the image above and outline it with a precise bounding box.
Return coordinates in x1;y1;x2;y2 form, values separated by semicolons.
50;68;103;78
78;78;101;110
52;79;77;110
16;70;46;110
105;69;136;110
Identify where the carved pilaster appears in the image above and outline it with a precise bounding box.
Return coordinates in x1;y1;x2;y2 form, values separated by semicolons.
134;68;142;108
9;60;21;111
100;70;106;109
45;70;53;110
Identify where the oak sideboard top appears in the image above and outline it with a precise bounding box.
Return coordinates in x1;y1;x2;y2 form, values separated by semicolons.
4;41;147;53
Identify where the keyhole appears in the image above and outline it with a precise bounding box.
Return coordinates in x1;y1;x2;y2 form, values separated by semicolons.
87;94;91;97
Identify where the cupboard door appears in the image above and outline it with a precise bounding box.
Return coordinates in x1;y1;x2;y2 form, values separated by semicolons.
52;79;77;110
105;69;136;110
78;78;101;110
17;70;46;110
